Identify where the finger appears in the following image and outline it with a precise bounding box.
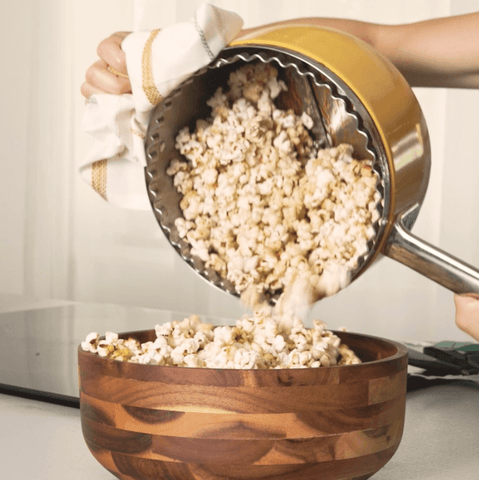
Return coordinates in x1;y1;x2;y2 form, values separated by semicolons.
85;59;131;95
81;81;109;99
454;294;479;341
110;31;131;42
97;32;130;76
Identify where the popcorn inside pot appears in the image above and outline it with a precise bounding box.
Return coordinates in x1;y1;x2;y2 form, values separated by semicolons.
168;61;380;309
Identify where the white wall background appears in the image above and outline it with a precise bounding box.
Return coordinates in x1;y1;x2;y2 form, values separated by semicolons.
1;0;479;343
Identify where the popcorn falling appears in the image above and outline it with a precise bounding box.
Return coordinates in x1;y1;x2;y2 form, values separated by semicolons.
81;61;376;368
81;312;361;369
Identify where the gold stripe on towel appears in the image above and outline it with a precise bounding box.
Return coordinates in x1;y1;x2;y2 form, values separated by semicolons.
131;128;146;140
91;159;108;201
142;29;163;105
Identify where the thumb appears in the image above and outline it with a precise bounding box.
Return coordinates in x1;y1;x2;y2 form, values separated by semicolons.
454;293;479;341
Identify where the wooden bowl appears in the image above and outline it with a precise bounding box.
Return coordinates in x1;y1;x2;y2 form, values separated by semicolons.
78;330;407;480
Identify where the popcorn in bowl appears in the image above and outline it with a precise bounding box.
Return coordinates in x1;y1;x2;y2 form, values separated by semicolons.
81;311;361;369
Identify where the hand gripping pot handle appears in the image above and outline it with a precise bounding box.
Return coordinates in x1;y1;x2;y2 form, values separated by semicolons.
384;204;479;294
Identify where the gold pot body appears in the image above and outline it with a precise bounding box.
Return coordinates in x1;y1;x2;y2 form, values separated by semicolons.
230;24;431;271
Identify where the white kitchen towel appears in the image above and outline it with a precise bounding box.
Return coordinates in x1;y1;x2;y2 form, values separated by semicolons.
80;3;243;209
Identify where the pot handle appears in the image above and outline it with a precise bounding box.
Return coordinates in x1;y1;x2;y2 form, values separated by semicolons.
383;204;479;294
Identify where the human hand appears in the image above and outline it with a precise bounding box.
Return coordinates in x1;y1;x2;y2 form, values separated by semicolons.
81;31;132;98
454;294;479;341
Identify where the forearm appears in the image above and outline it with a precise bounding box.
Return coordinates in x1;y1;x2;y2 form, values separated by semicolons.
237;13;479;89
377;13;479;88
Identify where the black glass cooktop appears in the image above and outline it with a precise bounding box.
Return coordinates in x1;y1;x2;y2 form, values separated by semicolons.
0;303;232;408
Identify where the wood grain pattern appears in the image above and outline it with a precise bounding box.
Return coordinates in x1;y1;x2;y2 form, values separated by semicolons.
78;330;407;480
108;447;399;480
81;392;404;438
81;416;403;464
80;376;376;412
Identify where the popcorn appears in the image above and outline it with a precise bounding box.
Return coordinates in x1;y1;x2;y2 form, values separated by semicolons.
81;332;99;353
81;313;361;369
167;61;379;306
80;62;375;372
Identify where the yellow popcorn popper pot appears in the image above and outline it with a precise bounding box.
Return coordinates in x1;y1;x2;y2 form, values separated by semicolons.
144;24;479;303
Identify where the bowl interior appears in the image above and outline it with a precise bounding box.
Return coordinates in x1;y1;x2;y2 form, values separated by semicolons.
98;328;404;366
